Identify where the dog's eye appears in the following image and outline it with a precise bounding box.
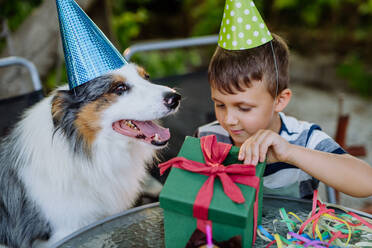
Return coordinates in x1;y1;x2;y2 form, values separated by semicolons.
113;83;129;96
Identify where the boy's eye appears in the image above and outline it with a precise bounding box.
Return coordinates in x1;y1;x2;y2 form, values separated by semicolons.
215;104;225;108
239;107;251;112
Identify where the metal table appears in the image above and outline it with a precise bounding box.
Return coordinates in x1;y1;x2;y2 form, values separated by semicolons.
53;195;370;248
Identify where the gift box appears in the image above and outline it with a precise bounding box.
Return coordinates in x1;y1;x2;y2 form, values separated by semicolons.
159;135;266;248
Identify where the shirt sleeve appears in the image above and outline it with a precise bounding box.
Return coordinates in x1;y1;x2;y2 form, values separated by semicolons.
306;129;347;154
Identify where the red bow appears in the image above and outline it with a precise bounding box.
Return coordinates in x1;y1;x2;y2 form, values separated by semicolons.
159;135;260;243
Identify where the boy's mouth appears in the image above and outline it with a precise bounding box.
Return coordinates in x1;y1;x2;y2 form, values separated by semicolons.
230;129;244;135
112;120;170;146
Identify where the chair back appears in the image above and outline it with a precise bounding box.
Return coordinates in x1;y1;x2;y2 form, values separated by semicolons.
0;56;44;138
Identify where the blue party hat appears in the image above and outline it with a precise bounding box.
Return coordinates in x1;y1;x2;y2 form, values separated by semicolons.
56;0;128;89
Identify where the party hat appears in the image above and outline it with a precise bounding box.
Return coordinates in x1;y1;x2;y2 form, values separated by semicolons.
218;0;273;50
56;0;128;89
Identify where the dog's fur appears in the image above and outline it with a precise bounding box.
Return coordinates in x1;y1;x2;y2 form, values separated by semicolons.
0;64;180;247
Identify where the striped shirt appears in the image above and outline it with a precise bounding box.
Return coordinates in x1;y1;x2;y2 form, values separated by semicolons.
195;112;346;199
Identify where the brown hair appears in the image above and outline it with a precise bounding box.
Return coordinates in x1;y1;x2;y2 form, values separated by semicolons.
208;33;289;98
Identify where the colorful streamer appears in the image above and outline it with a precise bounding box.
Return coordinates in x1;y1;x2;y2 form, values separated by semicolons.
257;190;372;247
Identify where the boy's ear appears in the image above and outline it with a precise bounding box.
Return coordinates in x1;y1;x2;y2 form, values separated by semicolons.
274;88;292;112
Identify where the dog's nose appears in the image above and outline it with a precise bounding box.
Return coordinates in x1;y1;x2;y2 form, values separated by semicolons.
163;92;181;110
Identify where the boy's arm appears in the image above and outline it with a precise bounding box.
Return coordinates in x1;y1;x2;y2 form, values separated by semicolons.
287;145;372;198
239;129;372;198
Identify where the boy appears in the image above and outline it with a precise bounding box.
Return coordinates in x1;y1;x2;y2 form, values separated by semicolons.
196;1;372;199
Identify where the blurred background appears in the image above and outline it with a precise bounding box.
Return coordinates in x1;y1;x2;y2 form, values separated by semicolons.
1;0;372;211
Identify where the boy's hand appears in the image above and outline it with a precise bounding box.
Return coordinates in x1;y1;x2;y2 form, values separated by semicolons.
238;129;292;165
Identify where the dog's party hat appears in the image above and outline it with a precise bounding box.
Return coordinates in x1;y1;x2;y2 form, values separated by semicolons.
56;0;128;89
218;0;273;50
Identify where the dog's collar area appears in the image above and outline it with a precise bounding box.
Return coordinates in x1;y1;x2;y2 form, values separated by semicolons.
112;120;170;146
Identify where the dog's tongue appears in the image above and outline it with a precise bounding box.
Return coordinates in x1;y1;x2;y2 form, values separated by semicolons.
133;121;170;141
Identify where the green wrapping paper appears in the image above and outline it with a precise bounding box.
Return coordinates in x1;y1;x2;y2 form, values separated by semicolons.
159;136;266;248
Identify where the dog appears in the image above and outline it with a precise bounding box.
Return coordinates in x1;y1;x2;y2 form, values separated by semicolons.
0;63;180;247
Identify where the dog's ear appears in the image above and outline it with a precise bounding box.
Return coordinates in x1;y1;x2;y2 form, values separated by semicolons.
51;90;70;127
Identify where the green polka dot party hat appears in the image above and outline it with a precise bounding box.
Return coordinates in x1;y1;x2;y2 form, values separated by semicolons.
218;0;273;50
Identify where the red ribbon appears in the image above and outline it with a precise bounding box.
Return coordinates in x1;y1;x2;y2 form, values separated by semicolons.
158;135;260;243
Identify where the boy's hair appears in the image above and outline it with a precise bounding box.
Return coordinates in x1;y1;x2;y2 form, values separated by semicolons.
208;33;289;98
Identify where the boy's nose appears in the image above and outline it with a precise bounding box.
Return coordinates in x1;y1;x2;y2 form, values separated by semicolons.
224;111;238;125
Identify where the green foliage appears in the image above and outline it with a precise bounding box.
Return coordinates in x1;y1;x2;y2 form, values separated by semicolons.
336;55;372;97
359;0;372;14
0;0;42;55
0;0;42;31
130;49;203;79
111;0;215;78
273;0;372;27
2;0;372;97
44;63;67;93
0;40;5;53
112;8;149;50
273;0;298;9
182;0;266;36
183;0;225;36
273;0;333;27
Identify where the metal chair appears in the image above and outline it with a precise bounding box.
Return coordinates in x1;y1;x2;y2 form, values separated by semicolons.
0;56;44;138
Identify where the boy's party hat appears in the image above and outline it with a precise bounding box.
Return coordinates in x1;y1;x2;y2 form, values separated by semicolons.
218;0;273;50
56;0;128;89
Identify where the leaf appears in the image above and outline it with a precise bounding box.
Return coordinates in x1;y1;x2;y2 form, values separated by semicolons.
273;0;299;10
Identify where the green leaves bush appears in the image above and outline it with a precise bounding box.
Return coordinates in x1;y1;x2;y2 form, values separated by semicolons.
131;49;203;79
2;0;372;96
337;55;372;97
0;0;42;31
